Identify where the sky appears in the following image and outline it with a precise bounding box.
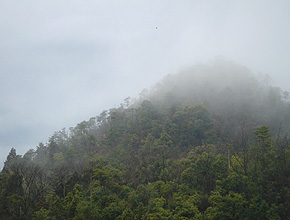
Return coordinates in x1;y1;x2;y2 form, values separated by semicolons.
0;0;290;167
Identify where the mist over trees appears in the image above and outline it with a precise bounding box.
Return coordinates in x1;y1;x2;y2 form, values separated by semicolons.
143;59;290;133
1;60;290;219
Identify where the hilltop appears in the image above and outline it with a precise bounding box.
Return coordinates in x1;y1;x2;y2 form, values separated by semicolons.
1;60;290;219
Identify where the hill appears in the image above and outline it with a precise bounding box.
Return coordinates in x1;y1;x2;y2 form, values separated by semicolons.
1;60;290;219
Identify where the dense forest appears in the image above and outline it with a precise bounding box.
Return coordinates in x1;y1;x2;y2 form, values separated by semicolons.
1;60;290;219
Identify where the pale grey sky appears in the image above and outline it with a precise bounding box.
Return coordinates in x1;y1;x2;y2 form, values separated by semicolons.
0;0;290;166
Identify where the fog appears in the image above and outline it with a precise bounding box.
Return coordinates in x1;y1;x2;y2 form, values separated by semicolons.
0;0;290;167
143;59;290;131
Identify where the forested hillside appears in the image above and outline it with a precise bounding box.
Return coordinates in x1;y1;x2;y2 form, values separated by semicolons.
1;60;290;219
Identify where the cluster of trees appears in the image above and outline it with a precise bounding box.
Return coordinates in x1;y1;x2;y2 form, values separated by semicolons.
1;60;290;219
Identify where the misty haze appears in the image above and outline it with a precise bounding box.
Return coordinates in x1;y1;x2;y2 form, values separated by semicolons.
1;1;290;219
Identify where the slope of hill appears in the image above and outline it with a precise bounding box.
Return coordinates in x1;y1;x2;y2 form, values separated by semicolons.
1;60;290;219
143;60;290;133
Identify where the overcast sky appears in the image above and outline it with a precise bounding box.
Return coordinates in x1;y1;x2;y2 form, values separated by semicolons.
0;0;290;167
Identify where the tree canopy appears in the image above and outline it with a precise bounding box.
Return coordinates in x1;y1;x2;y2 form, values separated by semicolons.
1;60;290;219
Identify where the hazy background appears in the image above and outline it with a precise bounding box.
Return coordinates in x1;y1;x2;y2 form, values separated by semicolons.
0;0;290;167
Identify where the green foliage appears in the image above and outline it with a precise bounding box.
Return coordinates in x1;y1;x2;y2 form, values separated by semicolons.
254;125;272;148
32;208;52;220
171;193;202;219
1;61;290;220
182;151;228;193
205;191;247;220
171;104;213;148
